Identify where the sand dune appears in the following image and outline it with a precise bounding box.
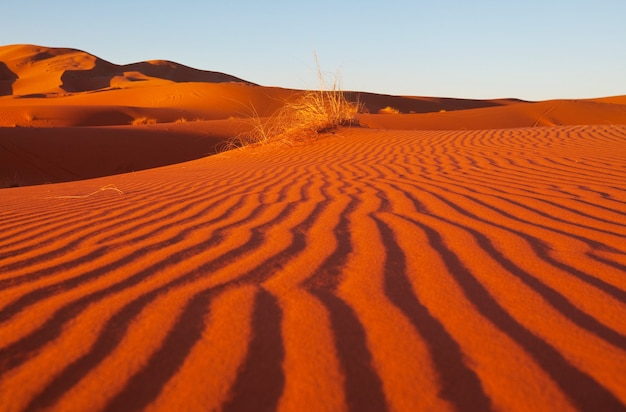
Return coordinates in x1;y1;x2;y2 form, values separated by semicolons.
361;98;626;130
1;124;625;411
0;44;252;97
3;45;625;189
1;44;518;127
2;45;547;188
1;44;626;411
4;92;626;187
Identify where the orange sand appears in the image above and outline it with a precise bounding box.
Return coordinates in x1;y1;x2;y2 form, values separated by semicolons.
1;45;626;411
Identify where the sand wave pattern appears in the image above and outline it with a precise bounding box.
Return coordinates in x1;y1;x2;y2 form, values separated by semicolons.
1;125;626;411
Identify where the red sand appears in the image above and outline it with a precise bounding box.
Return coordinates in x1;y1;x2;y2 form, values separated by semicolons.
1;45;626;411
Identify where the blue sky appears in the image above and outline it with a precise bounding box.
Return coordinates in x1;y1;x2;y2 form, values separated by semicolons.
4;0;625;100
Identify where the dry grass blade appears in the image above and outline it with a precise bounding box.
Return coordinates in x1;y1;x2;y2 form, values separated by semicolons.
45;184;124;199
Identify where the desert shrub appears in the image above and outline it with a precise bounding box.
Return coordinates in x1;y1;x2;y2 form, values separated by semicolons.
131;116;157;125
379;106;400;114
226;57;361;149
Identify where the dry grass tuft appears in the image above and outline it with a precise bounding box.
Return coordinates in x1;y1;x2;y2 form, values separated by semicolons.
224;56;361;150
131;117;157;125
379;106;400;114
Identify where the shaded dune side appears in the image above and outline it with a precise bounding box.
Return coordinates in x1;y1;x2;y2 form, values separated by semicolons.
0;62;17;96
59;59;253;94
0;125;626;411
0;121;247;188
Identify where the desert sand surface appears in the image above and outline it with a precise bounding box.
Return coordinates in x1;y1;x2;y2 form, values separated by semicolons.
1;45;626;411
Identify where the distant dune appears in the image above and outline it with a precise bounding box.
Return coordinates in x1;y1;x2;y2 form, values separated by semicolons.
361;98;626;130
0;44;253;97
1;45;626;411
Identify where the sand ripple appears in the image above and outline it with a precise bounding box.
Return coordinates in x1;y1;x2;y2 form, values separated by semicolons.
1;125;625;411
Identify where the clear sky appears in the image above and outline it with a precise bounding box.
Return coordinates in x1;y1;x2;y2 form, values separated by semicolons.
3;0;625;100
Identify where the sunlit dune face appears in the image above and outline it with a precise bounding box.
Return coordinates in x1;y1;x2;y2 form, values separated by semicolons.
0;45;100;96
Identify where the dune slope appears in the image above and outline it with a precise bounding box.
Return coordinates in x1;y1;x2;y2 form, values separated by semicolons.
0;120;250;188
361;99;626;130
1;125;625;411
0;44;253;97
